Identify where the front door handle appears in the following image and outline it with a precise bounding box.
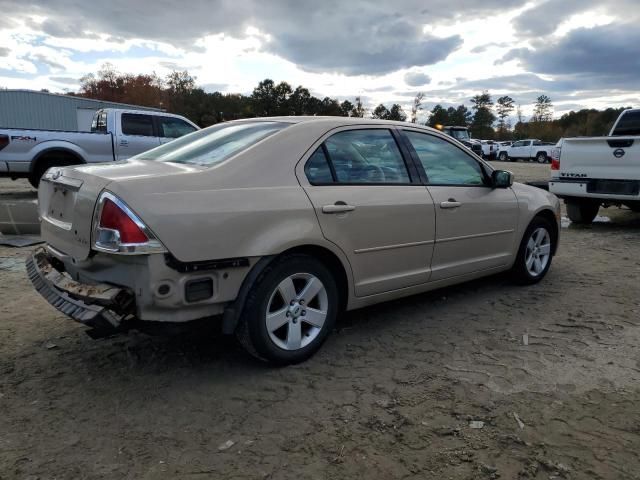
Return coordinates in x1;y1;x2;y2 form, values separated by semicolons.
440;199;461;209
322;202;356;214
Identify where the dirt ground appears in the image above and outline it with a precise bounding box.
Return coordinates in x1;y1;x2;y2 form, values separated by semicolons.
1;162;640;479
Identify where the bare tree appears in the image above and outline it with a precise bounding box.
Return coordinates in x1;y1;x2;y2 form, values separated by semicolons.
410;92;425;123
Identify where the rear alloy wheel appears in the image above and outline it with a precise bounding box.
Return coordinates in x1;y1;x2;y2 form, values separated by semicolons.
566;199;600;224
512;217;555;284
536;152;548;164
237;254;338;364
499;152;509;162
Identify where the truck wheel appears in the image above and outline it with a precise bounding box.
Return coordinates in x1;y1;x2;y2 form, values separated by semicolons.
236;254;338;365
626;203;640;213
536;152;548;163
498;152;508;161
29;153;80;188
511;216;555;284
566;199;600;224
29;162;51;188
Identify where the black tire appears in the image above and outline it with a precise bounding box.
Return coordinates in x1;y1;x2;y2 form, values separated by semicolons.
626;203;640;213
536;152;548;164
498;152;509;162
29;155;79;188
29;162;51;188
236;254;339;365
566;199;600;224
511;216;556;285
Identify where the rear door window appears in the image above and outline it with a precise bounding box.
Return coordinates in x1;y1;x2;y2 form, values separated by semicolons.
122;114;155;136
323;129;410;184
91;111;107;133
305;147;334;184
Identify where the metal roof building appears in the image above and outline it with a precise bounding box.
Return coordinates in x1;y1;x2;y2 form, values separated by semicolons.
0;89;163;132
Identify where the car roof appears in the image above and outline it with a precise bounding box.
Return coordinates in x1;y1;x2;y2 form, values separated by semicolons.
228;115;443;133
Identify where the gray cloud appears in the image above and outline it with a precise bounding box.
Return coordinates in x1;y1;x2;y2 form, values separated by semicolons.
404;71;432;86
470;42;509;54
364;85;395;92
512;0;640;38
1;0;525;75
500;23;640;91
49;76;79;85
0;47;9;57
26;18;99;39
29;53;65;71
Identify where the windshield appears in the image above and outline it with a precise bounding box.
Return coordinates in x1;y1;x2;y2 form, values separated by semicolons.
136;121;289;166
449;129;470;141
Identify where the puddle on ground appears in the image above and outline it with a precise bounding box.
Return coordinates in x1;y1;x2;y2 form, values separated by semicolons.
0;256;25;272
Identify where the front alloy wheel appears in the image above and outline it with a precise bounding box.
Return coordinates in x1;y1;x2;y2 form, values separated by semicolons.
512;217;555;284
237;254;338;364
524;228;551;276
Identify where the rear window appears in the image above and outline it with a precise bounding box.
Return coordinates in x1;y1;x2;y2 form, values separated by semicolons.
91;111;107;133
122;114;154;136
612;110;640;136
136;121;289;166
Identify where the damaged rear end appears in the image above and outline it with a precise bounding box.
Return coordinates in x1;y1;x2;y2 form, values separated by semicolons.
29;161;246;338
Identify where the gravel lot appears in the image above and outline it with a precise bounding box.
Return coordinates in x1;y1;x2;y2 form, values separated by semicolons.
1;162;640;479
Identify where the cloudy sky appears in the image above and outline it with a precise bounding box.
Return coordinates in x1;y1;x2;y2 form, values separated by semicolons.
1;0;639;121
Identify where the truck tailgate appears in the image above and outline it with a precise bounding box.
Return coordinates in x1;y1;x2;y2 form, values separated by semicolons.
559;137;640;180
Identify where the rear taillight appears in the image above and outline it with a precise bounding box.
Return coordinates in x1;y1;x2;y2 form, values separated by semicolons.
0;134;9;151
551;147;561;170
93;192;165;255
100;199;148;244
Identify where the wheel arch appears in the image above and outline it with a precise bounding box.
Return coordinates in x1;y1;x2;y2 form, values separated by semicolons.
30;147;86;174
221;243;352;335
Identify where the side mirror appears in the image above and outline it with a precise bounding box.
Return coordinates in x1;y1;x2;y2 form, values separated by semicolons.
492;170;514;188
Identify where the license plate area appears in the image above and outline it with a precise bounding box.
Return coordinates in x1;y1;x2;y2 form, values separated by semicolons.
46;186;77;228
587;179;640;196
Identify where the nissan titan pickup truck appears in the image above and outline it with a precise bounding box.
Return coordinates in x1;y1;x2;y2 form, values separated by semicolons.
550;108;640;223
0;108;199;187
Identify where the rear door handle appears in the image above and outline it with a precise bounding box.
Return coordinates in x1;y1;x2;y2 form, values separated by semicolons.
440;200;461;209
322;203;356;214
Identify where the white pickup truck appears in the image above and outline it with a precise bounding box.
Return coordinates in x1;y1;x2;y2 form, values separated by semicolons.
549;108;640;223
497;139;555;163
0;108;199;187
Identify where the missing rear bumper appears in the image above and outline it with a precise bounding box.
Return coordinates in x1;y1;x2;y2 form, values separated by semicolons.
26;247;134;335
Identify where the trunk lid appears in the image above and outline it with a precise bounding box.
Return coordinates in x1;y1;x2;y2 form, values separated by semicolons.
38;160;198;260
